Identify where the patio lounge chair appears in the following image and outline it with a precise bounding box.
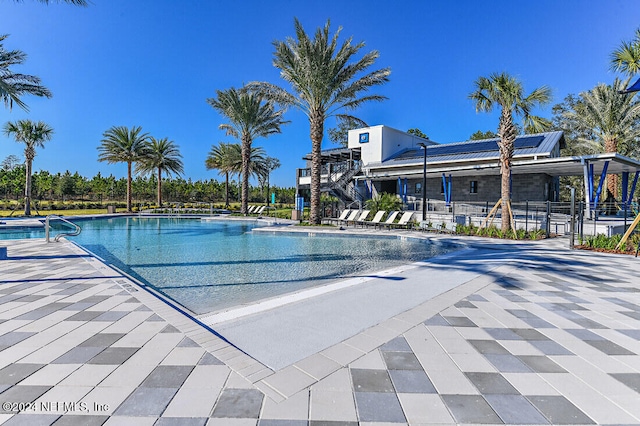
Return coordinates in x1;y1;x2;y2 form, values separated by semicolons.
390;211;415;229
439;222;457;234
353;210;371;227
327;209;351;225
255;206;266;215
365;210;386;228
247;205;256;213
380;211;400;229
340;210;360;226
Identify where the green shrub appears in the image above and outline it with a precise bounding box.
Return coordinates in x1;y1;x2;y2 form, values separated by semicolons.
365;193;402;215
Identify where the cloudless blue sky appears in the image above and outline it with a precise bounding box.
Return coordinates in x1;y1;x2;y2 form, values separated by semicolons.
1;0;639;187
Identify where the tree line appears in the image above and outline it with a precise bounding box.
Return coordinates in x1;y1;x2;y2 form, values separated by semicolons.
0;163;296;208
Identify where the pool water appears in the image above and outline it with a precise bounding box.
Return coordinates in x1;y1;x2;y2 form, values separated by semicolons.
3;217;460;314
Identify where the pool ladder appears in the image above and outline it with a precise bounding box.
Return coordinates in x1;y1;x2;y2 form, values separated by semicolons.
45;215;82;242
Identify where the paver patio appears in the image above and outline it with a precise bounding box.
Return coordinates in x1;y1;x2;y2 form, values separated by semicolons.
0;231;639;425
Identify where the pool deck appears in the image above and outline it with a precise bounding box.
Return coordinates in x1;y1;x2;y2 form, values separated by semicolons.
0;229;640;425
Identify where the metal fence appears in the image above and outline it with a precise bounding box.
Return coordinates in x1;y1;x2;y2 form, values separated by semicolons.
326;198;639;238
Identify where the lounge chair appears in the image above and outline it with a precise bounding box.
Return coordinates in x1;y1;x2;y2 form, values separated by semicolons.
353;210;371;227
327;209;351;225
365;210;386;228
247;205;256;213
390;211;415;229
439;222;457;234
255;206;266;215
339;210;360;226
380;211;400;229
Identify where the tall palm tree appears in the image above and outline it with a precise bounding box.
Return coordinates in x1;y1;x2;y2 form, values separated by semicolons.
3;119;53;215
469;72;552;231
206;142;237;208
248;18;391;224
611;28;640;78
137;137;183;207
0;35;52;112
207;87;287;215
97;126;149;212
562;78;640;198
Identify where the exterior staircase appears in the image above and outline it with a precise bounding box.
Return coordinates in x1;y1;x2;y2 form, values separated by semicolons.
323;161;362;206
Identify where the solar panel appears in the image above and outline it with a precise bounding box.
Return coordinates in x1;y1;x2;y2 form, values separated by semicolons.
391;135;545;160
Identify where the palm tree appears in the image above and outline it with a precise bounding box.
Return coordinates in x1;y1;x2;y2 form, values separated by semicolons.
207;87;287;215
611;28;640;78
248;18;391;224
469;72;552;231
97;126;149;212
137;137;183;207
206;142;238;208
0;35;52;112
3;119;53;215
562;78;640;198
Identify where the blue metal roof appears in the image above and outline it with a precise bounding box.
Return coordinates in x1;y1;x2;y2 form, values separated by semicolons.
385;131;564;165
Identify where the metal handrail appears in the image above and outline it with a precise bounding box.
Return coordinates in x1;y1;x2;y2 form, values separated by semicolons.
45;215;81;242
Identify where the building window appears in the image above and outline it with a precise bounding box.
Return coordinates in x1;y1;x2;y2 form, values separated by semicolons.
359;132;369;143
440;181;445;194
415;182;422;194
470;180;478;194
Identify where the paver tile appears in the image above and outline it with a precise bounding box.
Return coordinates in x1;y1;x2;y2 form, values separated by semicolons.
388;369;436;393
211;388;264;419
527;395;595;425
353;392;406;423
485;394;550;424
350;369;394;393
441;394;502;424
397;393;454;424
114;386;178;416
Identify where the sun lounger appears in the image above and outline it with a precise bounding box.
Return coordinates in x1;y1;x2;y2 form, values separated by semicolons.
353;210;371;227
326;209;351;225
255;206;266;215
439;222;457;234
390;211;415;229
365;210;386;228
380;211;400;229
340;210;360;226
247;205;256;213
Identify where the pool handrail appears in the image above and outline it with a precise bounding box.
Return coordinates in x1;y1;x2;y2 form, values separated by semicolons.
45;215;82;242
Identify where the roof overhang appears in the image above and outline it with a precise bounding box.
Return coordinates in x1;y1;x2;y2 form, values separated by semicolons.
302;147;361;162
361;153;640;180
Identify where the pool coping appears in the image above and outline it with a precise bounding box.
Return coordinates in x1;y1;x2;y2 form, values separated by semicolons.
60;227;509;402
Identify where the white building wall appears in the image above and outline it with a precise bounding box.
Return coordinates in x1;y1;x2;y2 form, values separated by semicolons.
348;125;435;166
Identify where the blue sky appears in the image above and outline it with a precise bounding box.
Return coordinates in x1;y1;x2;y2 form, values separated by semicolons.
1;0;639;187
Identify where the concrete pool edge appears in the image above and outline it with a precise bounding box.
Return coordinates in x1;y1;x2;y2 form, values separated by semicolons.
68;234;512;401
198;244;472;325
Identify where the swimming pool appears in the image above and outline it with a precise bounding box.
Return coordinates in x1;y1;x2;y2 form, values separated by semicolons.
2;217;460;314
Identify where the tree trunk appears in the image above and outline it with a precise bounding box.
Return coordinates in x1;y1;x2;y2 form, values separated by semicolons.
24;158;32;216
157;167;162;207
224;172;229;208
126;162;133;212
241;135;251;215
604;137;618;199
309;112;325;224
498;107;516;232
